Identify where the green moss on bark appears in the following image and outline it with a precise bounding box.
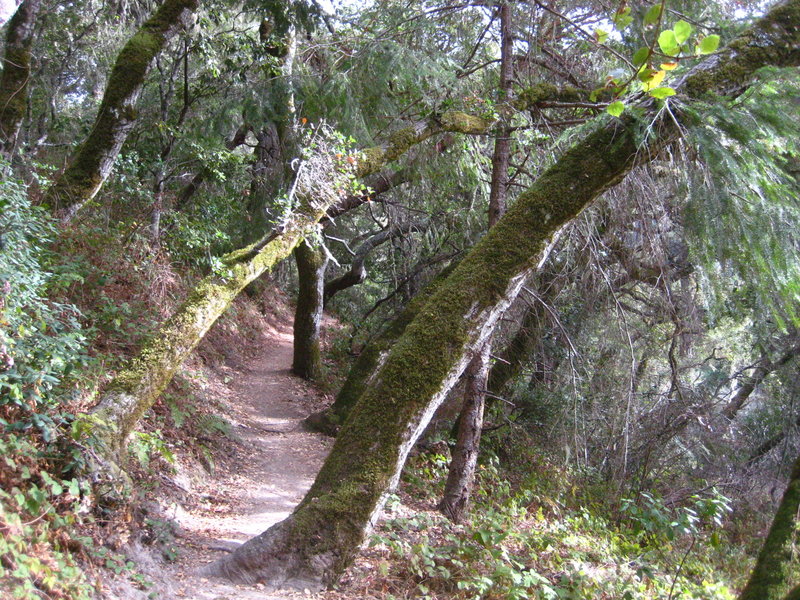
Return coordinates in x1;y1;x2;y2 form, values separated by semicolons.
683;1;800;99
92;212;314;455
293;240;327;380
259;120;642;586
356;111;490;178
46;0;198;219
305;263;458;435
0;0;40;156
739;455;800;600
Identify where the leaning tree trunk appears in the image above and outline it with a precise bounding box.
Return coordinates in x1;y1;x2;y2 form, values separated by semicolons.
722;335;800;420
739;452;800;600
44;0;198;221
84;111;489;486
292;240;328;380
438;343;491;522
302;262;457;435
205;4;800;588
0;0;41;159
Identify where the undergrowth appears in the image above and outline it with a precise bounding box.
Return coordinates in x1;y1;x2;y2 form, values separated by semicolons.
364;444;750;600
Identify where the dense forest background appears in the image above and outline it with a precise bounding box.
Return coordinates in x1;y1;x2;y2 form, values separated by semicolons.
1;0;800;598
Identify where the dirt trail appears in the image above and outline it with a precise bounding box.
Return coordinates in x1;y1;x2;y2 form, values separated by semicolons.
132;322;334;599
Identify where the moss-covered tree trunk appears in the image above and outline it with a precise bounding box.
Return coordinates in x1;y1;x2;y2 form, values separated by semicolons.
88;219;313;464
437;343;490;522
205;3;800;588
739;453;800;600
303;263;456;435
0;0;40;159
85;113;485;479
44;0;198;221
292;240;328;380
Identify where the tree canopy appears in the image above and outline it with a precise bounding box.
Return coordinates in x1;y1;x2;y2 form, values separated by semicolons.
1;0;800;598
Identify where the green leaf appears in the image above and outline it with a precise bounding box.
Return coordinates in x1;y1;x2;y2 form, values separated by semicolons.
613;7;633;30
697;34;721;54
632;47;650;67
607;101;625;117
674;20;693;44
67;479;80;497
658;30;679;56
595;28;609;44
649;86;676;99
644;4;662;26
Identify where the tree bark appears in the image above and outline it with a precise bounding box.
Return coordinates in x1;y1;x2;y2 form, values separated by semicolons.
293;220;425;380
739;453;800;600
0;0;40;159
172;123;251;212
324;220;426;304
44;0;198;222
487;1;513;228
292;240;328;380
440;3;514;519
722;335;800;420
437;343;491;522
204;3;800;588
303;263;457;435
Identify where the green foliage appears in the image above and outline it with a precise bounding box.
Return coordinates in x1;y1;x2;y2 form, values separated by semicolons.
129;430;175;470
0;172;88;436
684;72;800;330
371;455;742;600
620;490;732;542
0;434;94;600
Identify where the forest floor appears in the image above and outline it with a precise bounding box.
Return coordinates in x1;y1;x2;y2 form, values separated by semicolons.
104;301;344;599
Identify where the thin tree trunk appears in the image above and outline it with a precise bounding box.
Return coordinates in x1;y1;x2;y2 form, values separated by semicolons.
0;0;40;159
748;420;799;466
487;1;513;228
172;123;250;212
739;453;800;600
205;5;800;587
440;3;514;520
438;343;491;522
45;0;198;221
245;123;285;244
292;240;328;380
324;220;426;304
